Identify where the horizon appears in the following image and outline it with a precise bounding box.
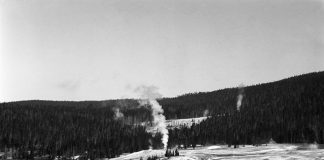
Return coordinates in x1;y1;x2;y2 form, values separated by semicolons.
1;0;324;101
1;70;322;102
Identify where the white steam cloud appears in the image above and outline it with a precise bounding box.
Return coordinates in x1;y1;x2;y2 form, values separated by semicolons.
203;109;209;117
135;85;169;149
102;101;124;120
113;108;124;120
237;84;245;111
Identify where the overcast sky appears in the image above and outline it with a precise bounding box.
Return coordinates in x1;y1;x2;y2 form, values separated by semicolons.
1;0;323;101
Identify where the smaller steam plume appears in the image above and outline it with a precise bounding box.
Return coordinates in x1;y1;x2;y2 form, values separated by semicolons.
113;108;124;120
237;84;245;111
102;101;124;120
135;85;169;149
203;109;209;117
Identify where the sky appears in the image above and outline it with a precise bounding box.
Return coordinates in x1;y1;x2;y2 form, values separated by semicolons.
0;0;324;101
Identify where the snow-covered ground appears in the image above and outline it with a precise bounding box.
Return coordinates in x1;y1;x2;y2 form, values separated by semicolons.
110;149;165;160
142;117;208;133
111;144;324;160
165;117;208;128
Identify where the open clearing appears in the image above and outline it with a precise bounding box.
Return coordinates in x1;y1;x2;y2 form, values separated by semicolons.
111;144;324;160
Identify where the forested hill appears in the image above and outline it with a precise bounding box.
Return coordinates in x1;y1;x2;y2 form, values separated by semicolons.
161;71;324;119
168;71;324;146
1;71;323;158
2;71;324;121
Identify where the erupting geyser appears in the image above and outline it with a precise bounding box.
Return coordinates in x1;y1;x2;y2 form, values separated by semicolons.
135;85;169;149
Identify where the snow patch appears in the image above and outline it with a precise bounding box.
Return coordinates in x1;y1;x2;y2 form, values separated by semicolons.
110;149;164;160
169;156;196;160
111;144;324;160
207;146;221;150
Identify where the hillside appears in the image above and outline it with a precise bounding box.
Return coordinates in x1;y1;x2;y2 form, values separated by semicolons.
160;71;324;119
166;71;324;148
3;71;324;121
1;71;324;159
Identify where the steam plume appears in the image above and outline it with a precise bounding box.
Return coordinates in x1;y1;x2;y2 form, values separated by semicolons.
203;109;209;117
113;108;124;120
135;85;169;149
237;84;245;111
102;101;124;120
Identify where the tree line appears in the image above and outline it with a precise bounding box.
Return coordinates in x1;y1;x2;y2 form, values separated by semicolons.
0;103;162;159
0;71;323;159
167;71;324;148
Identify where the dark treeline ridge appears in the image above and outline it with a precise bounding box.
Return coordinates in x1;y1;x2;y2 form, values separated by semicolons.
0;71;324;159
0;104;163;159
162;71;324;119
167;71;324;148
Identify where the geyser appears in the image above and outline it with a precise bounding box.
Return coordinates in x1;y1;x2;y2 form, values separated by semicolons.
135;85;169;149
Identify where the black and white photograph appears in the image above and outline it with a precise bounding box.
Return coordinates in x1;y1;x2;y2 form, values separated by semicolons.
0;0;324;159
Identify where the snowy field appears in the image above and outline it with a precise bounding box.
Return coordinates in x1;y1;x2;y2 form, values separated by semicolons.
142;117;208;133
165;117;208;128
141;117;208;131
111;144;324;160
